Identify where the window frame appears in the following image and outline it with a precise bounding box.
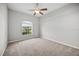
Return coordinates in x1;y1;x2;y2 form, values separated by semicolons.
22;21;33;35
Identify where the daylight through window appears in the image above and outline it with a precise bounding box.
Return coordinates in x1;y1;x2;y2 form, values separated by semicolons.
22;21;33;35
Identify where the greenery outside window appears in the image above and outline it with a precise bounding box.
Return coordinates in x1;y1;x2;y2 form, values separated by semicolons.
22;21;33;35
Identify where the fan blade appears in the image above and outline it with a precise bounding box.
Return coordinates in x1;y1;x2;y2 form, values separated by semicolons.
39;12;43;15
33;12;36;15
40;8;47;11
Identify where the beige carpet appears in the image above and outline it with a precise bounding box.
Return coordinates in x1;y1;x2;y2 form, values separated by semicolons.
3;38;79;56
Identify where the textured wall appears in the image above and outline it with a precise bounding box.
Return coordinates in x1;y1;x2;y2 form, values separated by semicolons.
40;4;79;49
0;3;8;55
8;9;40;42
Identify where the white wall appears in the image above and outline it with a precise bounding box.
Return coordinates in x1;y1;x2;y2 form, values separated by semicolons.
8;9;40;42
0;4;8;55
40;4;79;49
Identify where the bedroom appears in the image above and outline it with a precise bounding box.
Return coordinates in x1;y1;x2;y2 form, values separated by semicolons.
0;3;79;56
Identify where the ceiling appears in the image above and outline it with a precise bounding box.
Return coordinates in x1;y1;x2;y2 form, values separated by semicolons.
7;3;68;17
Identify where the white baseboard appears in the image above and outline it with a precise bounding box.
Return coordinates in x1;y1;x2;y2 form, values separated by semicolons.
43;38;79;49
1;45;8;56
9;37;40;44
1;48;6;56
8;39;24;44
9;37;79;50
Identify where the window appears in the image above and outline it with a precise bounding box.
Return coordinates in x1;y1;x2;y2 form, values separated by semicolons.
22;21;33;35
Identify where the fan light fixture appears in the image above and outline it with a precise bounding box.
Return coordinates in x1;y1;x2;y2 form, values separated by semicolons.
34;8;40;13
29;3;47;16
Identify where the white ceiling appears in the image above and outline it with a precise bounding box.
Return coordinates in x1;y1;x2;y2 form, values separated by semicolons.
7;3;68;17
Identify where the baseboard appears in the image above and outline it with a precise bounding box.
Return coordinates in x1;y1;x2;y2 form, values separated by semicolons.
9;37;40;44
9;37;79;49
8;39;24;44
1;49;6;56
43;38;79;49
1;45;7;56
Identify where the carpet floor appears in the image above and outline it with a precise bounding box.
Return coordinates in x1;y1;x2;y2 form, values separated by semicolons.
3;38;79;56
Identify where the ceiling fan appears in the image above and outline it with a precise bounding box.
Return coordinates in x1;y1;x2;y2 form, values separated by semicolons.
29;3;47;15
